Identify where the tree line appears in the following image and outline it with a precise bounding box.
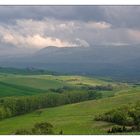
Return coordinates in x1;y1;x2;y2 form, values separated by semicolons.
81;84;113;91
0;90;102;120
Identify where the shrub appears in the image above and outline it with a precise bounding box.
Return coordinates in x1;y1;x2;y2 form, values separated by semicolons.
107;125;129;133
15;122;54;135
15;129;31;135
32;122;54;135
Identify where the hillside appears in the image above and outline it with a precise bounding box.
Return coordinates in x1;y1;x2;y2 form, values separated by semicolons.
0;90;139;134
0;69;139;134
0;71;118;97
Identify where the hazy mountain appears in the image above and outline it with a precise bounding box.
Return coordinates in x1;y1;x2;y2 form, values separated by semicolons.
0;45;140;81
32;45;140;63
0;44;37;60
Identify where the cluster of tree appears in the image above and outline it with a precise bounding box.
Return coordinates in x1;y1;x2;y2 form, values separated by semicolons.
81;84;113;91
15;122;54;135
50;86;74;93
50;85;113;94
95;102;140;133
0;90;102;120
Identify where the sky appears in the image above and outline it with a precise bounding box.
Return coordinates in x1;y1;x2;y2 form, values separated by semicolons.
0;6;140;49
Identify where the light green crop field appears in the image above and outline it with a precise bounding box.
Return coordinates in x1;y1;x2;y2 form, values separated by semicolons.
0;74;69;97
0;90;139;135
0;81;47;97
0;75;67;90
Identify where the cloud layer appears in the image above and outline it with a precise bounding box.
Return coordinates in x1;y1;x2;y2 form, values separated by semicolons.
0;6;140;49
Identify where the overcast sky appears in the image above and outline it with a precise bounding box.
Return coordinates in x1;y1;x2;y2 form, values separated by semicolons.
0;6;140;49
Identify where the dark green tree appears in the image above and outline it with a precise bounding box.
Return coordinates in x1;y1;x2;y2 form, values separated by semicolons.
32;122;54;135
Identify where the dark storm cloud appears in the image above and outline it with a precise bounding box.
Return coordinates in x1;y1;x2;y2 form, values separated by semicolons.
102;6;140;29
0;6;140;28
0;6;105;23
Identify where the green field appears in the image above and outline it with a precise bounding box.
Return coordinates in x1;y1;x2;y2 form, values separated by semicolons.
0;73;122;97
0;91;139;134
0;70;139;135
0;75;67;90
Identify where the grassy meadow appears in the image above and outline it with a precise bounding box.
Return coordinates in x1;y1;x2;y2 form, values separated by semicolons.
0;69;139;135
0;91;139;134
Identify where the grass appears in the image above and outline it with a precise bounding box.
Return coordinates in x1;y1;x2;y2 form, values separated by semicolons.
0;73;120;97
0;71;139;134
0;74;68;97
0;76;67;90
0;91;139;134
26;75;111;86
0;81;47;97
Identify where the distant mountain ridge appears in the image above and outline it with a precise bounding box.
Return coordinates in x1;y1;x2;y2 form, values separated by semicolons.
0;44;140;81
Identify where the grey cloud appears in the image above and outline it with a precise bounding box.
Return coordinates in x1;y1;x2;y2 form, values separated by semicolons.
0;6;105;23
0;6;140;49
0;6;140;29
102;6;140;28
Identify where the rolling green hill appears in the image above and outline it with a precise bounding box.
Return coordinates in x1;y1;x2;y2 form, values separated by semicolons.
0;75;67;90
0;81;47;97
0;74;68;97
0;68;139;134
0;72;122;97
0;90;139;135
